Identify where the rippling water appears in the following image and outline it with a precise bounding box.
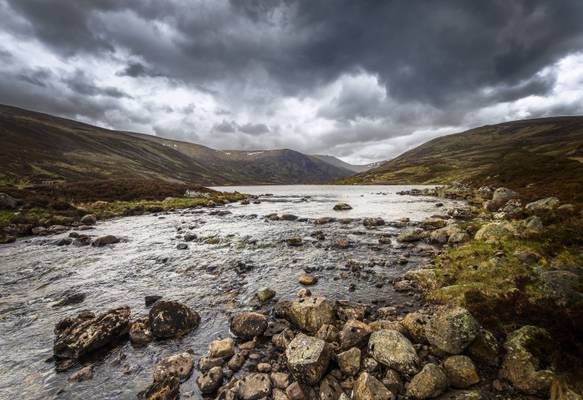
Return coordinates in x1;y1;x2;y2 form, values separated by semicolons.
0;185;461;399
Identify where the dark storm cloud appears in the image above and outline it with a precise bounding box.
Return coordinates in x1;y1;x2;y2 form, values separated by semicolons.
1;0;583;162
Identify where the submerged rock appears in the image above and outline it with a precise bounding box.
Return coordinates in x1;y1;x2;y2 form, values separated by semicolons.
286;333;331;385
68;365;93;382
425;307;480;354
149;300;200;339
53;306;131;370
230;312;268;339
368;329;419;375
288;296;335;332
256;287;276;302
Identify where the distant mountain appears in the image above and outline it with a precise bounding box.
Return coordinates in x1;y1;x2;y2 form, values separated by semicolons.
311;154;373;173
342;116;583;204
0;104;354;185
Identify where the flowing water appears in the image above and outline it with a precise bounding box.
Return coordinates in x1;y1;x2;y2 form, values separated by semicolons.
0;185;462;399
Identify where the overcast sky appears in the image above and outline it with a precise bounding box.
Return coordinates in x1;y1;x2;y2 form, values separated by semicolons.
1;1;583;164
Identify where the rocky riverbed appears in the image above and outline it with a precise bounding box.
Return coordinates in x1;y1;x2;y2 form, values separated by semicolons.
0;185;464;399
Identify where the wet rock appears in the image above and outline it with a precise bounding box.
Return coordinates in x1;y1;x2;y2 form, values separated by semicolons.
311;231;326;240
149;300;200;339
53;292;86;308
92;235;120;247
442;355;479;389
287;237;303;247
176;243;188;250
397;228;424;243
256;287;276;302
421;217;447;230
196;366;223;394
130;317;153;346
315;324;338;343
407;363;448;399
227;351;248;371
500;325;555;395
337;347;361;376
154;352;194;382
80;214;97;225
401;312;428;344
54;237;73;246
298;274;319;286
238;373;272;400
230;312;268;339
368;329;419;375
333;203;353;211
209;338;235;358
68;365;93;382
525;197;560;212
340;320;372;349
466;329;500;367
288;296;335;332
271;372;290;389
286;333;332;385
363;217;385;228
281;214;299;221
183;233;197;242
382;369;402;395
334;239;350;249
315;217;335;225
139;375;180;400
319;374;345;399
425;307;480;354
353;372;394;400
53;306;131;369
145;295;162;307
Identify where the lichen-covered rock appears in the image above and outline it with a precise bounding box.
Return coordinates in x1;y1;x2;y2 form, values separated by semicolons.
404;269;438;291
397;228;425;243
54;306;130;370
368;329;419;375
238;373;272;400
196;366;223;394
401;312;428;344
466;329;500;367
474;223;514;241
500;326;556;395
316;324;339;342
286;333;332;385
288;296;335;332
442;355;479;388
256;287;276;302
340;320;372;349
353;372;394;400
129;317;153;347
525;197;560;212
488;188;519;211
209;337;235;358
337;347;361;376
425;307;480;354
230;312;268;339
407;363;448;399
382;369;402;395
153;352;193;383
149;300;200;339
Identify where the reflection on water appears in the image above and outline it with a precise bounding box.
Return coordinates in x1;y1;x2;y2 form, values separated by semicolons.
0;185;461;399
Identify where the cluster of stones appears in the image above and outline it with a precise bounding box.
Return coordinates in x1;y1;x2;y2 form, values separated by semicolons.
188;291;558;400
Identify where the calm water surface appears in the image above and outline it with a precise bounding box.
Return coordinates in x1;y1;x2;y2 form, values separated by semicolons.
0;185;462;399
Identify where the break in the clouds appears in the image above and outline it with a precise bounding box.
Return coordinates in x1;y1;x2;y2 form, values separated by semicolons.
1;1;583;164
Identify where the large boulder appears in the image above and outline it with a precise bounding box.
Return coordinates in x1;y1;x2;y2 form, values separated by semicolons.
406;363;448;399
149;300;200;339
230;312;268;339
425;307;479;354
54;306;130;370
238;373;272;400
401;312;428;344
368;329;419;375
353;372;394;400
466;328;501;367
487;188;519;211
80;214;97;225
525;197;560;212
0;193;18;209
442;355;479;388
500;326;556;395
288;296;335;332
286;333;332;385
474;223;514;241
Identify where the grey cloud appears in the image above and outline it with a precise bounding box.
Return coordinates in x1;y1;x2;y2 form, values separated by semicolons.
239;123;270;135
63;70;131;99
212;120;270;135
